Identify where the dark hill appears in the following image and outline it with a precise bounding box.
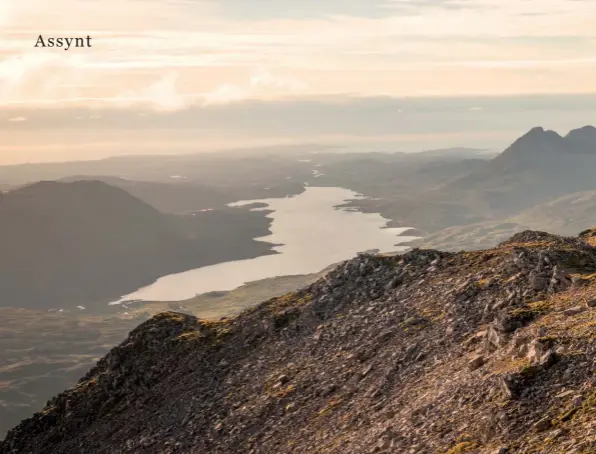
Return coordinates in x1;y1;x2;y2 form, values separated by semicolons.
443;125;596;211
376;125;596;233
1;230;595;453
565;125;596;149
0;181;274;310
59;176;229;214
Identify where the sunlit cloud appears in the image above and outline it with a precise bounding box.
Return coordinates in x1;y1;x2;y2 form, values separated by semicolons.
203;68;308;105
0;0;595;108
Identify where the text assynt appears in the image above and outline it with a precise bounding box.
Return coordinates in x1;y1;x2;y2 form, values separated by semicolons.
35;35;93;50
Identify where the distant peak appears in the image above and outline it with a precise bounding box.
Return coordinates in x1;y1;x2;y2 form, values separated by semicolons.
566;125;596;141
507;127;563;149
522;126;562;140
497;126;565;159
567;125;596;135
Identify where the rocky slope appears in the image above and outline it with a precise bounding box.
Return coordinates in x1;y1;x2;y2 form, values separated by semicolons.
0;271;326;439
2;230;596;453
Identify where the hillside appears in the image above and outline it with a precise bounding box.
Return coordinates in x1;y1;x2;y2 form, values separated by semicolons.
2;229;595;453
411;187;596;252
0;270;327;439
0;180;274;310
58;176;230;214
440;126;596;216
357;126;596;233
58;176;309;214
317;155;488;200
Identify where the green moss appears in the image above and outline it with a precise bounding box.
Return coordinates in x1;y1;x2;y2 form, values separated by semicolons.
317;397;343;417
176;331;202;340
507;301;552;329
537;335;558;345
528;300;552;313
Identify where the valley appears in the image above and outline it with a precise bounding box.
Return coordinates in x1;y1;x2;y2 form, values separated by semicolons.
2;127;596;446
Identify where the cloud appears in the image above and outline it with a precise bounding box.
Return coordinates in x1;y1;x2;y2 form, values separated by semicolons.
0;53;95;105
203;69;307;105
3;93;596;164
383;0;478;13
202;0;388;19
113;73;192;111
0;0;595;107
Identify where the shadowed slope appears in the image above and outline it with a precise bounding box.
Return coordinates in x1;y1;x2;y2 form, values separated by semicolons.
0;180;274;309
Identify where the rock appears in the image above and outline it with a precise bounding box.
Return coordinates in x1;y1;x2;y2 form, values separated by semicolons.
499;377;516;400
362;364;374;377
526;341;545;363
571;276;583;287
277;375;291;385
491;299;509;312
534;417;552;432
484;326;504;352
468;354;486;371
404;317;424;326
530;273;548;291
539;350;558;368
586;299;596;308
564;306;586;316
404;343;419;359
549;428;565;439
572;395;583;408
3;230;596;454
285;402;297;413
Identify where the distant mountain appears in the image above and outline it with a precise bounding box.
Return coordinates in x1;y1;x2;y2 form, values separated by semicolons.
59;176;229;213
371;125;596;233
0;181;274;310
444;126;596;208
413;147;495;159
313;153;489;201
565;125;596;149
0;148;318;190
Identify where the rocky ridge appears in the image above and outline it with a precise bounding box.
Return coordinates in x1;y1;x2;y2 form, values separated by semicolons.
2;230;596;453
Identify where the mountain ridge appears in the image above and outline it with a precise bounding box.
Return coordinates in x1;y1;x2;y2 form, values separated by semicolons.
366;124;596;233
2;229;595;453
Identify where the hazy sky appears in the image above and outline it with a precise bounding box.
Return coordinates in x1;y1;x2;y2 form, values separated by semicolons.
1;0;596;163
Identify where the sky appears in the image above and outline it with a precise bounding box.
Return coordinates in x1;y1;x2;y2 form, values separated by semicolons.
1;0;596;164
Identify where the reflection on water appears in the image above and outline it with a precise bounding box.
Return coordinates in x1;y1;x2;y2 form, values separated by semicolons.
115;186;419;303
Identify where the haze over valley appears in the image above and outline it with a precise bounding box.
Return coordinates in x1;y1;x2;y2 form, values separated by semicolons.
2;0;596;452
2;125;596;441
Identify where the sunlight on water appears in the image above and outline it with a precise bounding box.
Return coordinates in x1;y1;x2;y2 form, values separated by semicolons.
114;187;419;303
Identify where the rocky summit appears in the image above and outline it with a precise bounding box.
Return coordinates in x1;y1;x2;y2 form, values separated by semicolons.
2;230;596;454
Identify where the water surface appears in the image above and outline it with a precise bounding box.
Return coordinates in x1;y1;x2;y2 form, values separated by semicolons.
116;187;418;302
